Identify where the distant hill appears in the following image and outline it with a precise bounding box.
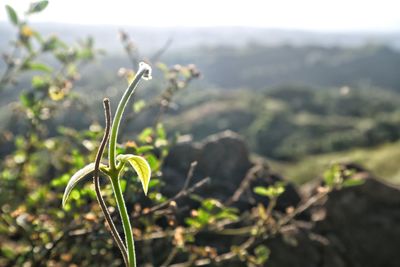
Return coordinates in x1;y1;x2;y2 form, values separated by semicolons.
166;86;400;160
2;22;400;91
2;23;400;159
167;44;400;90
1;22;400;53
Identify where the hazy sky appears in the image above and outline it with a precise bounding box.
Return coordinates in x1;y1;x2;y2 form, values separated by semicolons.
1;0;400;32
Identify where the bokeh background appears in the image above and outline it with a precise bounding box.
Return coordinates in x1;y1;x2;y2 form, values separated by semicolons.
1;1;400;266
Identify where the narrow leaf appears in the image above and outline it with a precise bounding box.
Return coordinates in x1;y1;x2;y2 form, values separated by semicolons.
5;5;18;25
62;163;95;207
27;1;49;14
342;178;365;188
254;185;284;198
26;62;53;73
117;154;151;195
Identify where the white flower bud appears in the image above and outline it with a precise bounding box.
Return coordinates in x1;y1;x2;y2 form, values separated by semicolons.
138;62;152;80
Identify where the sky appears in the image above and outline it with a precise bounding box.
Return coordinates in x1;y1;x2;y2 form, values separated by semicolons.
1;0;400;32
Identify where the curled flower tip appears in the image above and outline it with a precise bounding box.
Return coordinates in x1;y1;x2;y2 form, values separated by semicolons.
139;62;152;80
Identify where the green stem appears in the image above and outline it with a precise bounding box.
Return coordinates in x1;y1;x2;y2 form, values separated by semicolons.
107;62;151;267
109;62;152;171
111;175;136;267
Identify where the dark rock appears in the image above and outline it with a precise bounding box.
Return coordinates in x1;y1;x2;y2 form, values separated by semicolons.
161;131;400;267
162;130;301;209
315;176;400;267
265;171;400;267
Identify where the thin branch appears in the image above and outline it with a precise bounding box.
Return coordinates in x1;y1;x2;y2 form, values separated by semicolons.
226;164;263;205
169;236;256;267
150;37;173;63
160;247;179;267
278;189;328;227
93;98;129;266
183;161;198;190
138;176;210;219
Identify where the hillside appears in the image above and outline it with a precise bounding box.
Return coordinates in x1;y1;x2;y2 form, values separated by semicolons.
166;86;400;160
167;44;400;90
270;141;400;185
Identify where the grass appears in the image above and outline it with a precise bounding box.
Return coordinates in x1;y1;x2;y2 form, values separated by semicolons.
269;141;400;185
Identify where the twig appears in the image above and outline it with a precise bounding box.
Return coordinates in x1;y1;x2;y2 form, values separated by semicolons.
226;164;263;205
138;176;210;219
93;98;129;266
183;161;197;190
278;190;328;227
0;45;19;91
160;247;179;267
169;236;256;267
150;37;173;63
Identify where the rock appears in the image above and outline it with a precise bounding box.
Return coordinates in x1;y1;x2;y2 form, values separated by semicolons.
315;175;400;267
162;130;300;209
161;131;400;267
264;170;400;267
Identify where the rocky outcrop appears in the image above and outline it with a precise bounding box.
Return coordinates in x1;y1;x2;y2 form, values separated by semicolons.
266;172;400;267
162;130;301;210
316;176;400;267
161;130;400;267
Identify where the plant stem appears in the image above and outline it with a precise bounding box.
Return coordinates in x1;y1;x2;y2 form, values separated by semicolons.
111;174;136;267
107;62;152;266
93;98;129;266
108;62;151;171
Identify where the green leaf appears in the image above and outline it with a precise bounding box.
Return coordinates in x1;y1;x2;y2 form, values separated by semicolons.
138;127;153;143
323;164;341;187
1;246;17;259
5;5;18;25
20;91;35;108
26;62;53;73
156;123;166;139
117;154;152;195
42;36;67;52
31;75;48;90
145;153;160;171
27;1;49;14
254;185;285;198
133;100;146;113
254;245;270;264
62;163;105;207
135;145;154;154
342;178;365;188
120;179;127;193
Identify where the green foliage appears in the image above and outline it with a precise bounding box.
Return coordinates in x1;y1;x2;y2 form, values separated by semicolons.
186;199;239;229
5;5;18;25
117;154;152;195
27;0;49;14
323;163;364;189
0;2;377;267
254;183;285;198
170;86;400;161
253;245;270;264
23;62;53;73
62;163;96;207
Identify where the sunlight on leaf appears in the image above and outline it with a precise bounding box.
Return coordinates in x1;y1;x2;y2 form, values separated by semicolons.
343;178;365;187
254;184;285;198
62;162;101;207
117;154;151;195
26;62;53;73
